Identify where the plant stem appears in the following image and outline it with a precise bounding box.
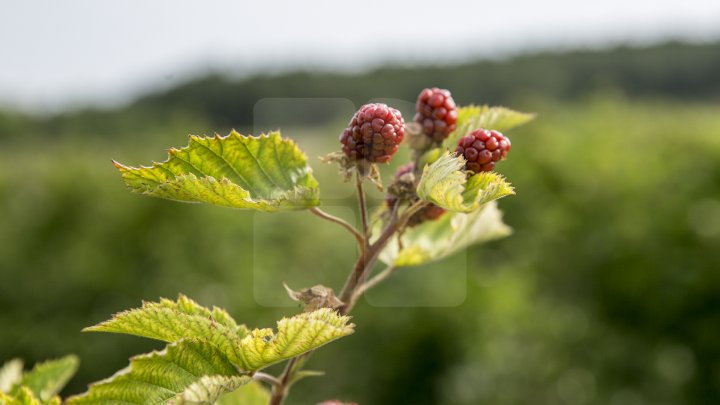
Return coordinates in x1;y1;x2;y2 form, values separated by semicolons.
351;264;397;302
253;372;282;388
268;357;298;405
267;197;429;405
309;207;364;252
355;173;370;243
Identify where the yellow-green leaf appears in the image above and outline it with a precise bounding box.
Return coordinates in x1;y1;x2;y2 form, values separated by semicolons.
4;386;41;405
13;356;78;402
84;297;354;372
114;131;320;212
84;295;249;368
67;340;249;405
216;381;270;405
170;375;251;405
416;152;514;213
0;359;22;394
443;105;536;149
238;308;354;371
380;201;512;267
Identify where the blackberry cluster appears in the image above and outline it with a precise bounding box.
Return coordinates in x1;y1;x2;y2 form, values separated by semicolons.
455;129;511;173
413;88;458;142
339;103;405;163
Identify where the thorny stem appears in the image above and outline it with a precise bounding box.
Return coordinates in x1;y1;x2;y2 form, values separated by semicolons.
309;207;364;253
268;183;429;405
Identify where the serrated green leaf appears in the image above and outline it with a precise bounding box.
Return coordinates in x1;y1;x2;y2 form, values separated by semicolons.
380;201;512;267
238;308;354;371
11;355;78;402
85;297;354;372
67;340;249;405
216;381;270;405
85;295;248;369
443;105;536;149
169;375;250;405
1;386;41;405
114;131;320;212
0;359;23;393
417;152;514;213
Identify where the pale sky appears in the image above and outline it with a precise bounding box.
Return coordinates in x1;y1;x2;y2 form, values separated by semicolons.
1;0;720;111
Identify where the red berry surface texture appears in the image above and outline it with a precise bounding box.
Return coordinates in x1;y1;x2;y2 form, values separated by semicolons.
340;103;405;163
456;129;511;173
413;87;458;142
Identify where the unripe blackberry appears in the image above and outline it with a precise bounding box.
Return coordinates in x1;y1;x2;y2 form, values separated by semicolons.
413;87;458;142
339;103;405;163
455;129;511;173
407;204;446;227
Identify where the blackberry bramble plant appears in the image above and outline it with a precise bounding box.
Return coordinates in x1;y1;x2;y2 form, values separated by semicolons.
6;89;533;405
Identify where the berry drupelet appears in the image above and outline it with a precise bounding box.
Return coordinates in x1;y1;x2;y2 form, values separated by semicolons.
339;103;405;163
456;129;511;173
413;87;458;142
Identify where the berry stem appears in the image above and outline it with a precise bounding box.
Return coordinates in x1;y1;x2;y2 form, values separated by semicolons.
253;372;282;388
268;356;299;405
351;264;397;303
355;173;370;243
309;207;364;253
268;199;428;405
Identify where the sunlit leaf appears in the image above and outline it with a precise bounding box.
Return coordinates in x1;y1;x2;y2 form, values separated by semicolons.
66;340;249;405
85;295;249;369
216;381;270;405
443;105;535;149
417;152;514;213
380;202;512;267
238;308;354;371
0;359;23;393
84;297;354;372
12;355;78;402
114;131;320;212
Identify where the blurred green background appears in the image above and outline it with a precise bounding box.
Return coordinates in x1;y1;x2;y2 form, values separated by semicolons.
1;42;720;405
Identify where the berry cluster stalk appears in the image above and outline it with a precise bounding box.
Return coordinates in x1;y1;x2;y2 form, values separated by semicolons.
267;178;428;405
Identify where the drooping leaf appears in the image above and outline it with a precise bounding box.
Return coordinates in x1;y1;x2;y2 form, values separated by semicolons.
216;381;270;405
0;359;23;393
237;308;354;371
12;355;78;402
114;131;320;212
66;340;249;405
380;201;512;267
417;152;514;213
85;297;354;372
84;295;249;368
443;105;536;149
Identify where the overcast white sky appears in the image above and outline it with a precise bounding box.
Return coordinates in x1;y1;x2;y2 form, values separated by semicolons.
1;0;720;111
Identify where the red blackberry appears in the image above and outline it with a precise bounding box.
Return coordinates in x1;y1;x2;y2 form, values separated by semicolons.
339;103;405;163
407;204;446;227
455;129;511;173
413;87;458;142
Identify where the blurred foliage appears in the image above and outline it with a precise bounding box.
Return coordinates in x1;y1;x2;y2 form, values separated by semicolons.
1;42;720;404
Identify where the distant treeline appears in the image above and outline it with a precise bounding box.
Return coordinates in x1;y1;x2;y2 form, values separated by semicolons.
131;41;720;126
2;41;719;139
